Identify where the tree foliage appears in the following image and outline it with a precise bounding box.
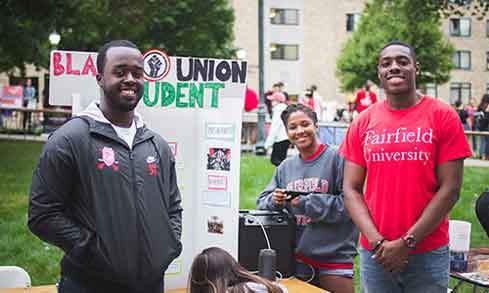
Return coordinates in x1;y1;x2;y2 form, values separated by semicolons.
436;0;489;19
0;0;236;74
336;0;455;92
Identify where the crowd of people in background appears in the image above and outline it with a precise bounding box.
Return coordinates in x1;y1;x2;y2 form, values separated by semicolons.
253;79;380;166
261;80;379;126
453;94;489;160
243;78;489;164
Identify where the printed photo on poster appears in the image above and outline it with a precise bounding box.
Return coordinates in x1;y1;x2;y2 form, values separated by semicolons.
207;216;224;234
208;174;228;191
205;122;235;141
207;147;231;171
203;190;231;207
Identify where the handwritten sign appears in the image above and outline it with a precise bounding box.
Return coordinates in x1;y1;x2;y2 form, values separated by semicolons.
49;50;100;108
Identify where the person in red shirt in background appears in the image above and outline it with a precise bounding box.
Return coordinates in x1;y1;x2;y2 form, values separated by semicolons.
299;89;315;110
243;87;259;145
354;80;377;113
244;87;259;112
339;41;472;293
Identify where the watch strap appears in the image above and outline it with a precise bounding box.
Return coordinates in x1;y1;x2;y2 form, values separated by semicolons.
402;234;416;249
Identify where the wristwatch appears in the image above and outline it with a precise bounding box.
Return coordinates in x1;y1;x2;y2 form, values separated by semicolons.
402;234;417;249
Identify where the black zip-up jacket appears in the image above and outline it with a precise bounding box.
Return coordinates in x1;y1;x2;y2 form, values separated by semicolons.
28;115;182;289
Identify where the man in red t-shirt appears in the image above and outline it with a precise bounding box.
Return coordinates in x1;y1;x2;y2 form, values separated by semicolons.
354;80;377;113
339;41;471;293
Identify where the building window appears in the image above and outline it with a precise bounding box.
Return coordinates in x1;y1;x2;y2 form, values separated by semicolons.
448;0;473;5
449;18;471;37
270;8;299;25
487;20;489;37
270;44;299;60
346;13;361;32
425;83;438;98
453;50;471;70
450;82;471;104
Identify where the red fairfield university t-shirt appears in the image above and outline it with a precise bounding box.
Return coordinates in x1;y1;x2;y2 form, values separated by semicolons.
339;96;472;253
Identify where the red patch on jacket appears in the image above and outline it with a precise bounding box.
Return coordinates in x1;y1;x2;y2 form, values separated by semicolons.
148;163;157;176
97;146;119;172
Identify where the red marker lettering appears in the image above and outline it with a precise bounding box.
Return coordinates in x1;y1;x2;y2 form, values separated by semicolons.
66;53;80;75
81;55;97;76
53;52;65;76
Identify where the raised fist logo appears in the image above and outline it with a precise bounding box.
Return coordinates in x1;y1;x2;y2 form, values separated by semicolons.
143;49;171;81
148;55;163;78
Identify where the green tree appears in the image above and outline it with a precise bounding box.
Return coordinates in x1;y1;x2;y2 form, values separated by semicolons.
0;0;236;74
435;0;489;19
336;0;456;92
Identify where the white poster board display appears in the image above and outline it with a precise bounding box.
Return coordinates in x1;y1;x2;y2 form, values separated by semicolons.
49;49;247;289
49;50;99;109
139;50;247;289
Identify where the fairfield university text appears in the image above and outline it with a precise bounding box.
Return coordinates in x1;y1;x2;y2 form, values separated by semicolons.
363;127;434;163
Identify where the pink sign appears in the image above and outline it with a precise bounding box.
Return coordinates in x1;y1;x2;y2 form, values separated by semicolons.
0;85;23;108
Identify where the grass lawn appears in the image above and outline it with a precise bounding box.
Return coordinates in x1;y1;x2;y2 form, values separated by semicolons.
0;141;61;285
1;141;487;292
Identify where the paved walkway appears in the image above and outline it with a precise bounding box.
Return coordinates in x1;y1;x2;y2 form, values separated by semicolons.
0;133;49;142
2;133;489;167
465;158;489;167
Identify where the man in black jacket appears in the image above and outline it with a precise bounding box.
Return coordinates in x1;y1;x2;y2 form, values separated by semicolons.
28;40;183;293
